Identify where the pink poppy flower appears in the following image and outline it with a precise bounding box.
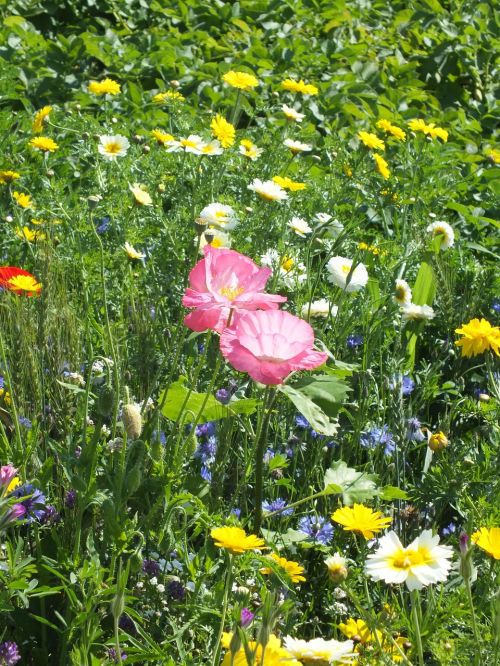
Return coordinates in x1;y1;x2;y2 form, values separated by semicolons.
220;310;328;384
182;246;286;333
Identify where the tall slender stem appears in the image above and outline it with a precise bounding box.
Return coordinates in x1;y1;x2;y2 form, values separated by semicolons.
410;590;425;666
212;553;234;666
253;387;277;533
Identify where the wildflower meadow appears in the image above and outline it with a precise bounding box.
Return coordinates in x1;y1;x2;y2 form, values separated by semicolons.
0;1;499;664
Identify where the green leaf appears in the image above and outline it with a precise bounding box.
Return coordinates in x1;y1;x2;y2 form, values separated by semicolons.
160;377;258;423
324;461;379;505
412;261;436;306
380;485;409;501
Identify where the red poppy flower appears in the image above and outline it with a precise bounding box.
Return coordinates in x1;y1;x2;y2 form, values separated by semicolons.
0;266;42;296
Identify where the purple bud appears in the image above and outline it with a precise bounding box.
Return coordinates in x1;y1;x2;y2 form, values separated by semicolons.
0;641;21;665
65;490;77;508
459;532;469;555
240;607;254;628
215;388;231;404
7;504;26;522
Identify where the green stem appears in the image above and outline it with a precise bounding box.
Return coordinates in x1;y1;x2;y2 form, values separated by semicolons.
410;589;425;666
253;387;277;534
0;326;23;464
212;553;234;666
464;575;481;665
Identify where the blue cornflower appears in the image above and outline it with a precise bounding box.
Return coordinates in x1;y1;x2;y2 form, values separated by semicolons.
230;508;241;518
152;429;166;445
360;425;396;455
95;216;110;233
200;466;212;483
142;559;161;576
215;388;231;404
346;334;363;349
441;522;456;537
0;376;4;389
295;414;310;429
18;416;32;429
0;641;21;666
11;484;47;522
492;299;500;313
195;422;216;438
390;374;415;396
194;436;217;464
263;448;275;463
297;515;334;545
406;417;425;442
262;498;294;517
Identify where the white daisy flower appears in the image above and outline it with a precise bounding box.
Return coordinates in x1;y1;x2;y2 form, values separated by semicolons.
198;228;231;253
427;220;455;249
129;183;153;206
239;140;263;160
288;216;312;237
315;212;332;224
260;250;306;287
400;302;435;321
301;299;337;319
247;178;288;201
326;256;368;292
283;636;355;664
124;241;145;260
98;134;130;160
366;529;453;590
282;104;305;122
200;140;223;156
167;135;205;154
284;138;313;154
197;203;238;230
393;279;412;305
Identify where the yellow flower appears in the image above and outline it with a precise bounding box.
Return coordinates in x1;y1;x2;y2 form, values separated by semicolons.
428;431;449;452
210;115;235;148
152;90;185;103
471;527;500;560
239;139;262;160
0;388;11;405
339;618;374;643
222;70;259;90
376;119;406;141
455;318;500;358
0;170;21;185
343;164;353;177
272;176;306;191
124;242;145;260
426;124;448;142
261;553;306;583
129;183;153;206
373;153;390;179
324;553;348;583
332;504;392;539
211;526;267;555
7;476;20;493
151;129;175;145
281;78;318;95
358;131;385;151
32;105;52;133
29;137;58;152
88;78;121;95
7;274;42;295
408;118;428;133
485;148;500;164
15;226;46;242
12;191;34;209
222;634;301;666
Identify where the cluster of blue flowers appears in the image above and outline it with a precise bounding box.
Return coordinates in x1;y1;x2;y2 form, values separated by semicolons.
194;422;218;482
360;425;396;456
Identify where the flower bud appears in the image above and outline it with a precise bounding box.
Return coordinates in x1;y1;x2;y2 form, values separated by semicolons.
122;404;142;440
428;431;449;452
88;194;103;209
240;607;254;628
142;145;151;154
325;553;348;583
170;80;180;88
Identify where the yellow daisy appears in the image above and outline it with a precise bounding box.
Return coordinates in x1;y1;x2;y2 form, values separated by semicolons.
272;175;306;191
210;115;235;148
211;526;267;555
29;137;58;152
15;226;46;242
373;153;390;179
332;504;392;539
88;78;121;95
12;191;34;209
222;70;259;90
32;105;52;133
261;553;306;583
281;78;318;95
151;129;175;145
471;527;500;559
152;90;185;103
455;318;500;358
0;170;21;185
358;131;385;151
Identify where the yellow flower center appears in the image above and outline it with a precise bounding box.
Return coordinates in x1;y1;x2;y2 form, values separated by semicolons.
219;286;244;300
181;139;198;148
7;275;41;292
104;142;122;154
341;264;351;274
281;257;294;272
210;239;223;248
215;211;228;220
390;547;431;570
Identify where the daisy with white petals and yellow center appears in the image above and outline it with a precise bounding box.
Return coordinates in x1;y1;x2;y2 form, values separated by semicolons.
393;279;412;305
239;139;263;160
198;229;231;253
98;135;130;160
427;220;455;249
282;104;305;122
288;216;312;237
167;135;205;154
326;256;368;292
301;299;337;320
124;242;145;260
284;138;313;154
197;203;238;230
400;303;435;321
283;636;355;665
366;529;453;590
248;178;288;201
129;183;153;206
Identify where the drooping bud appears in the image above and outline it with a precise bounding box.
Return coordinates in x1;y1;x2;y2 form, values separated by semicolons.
325;553;348;583
122;404;142;440
428;431;449;452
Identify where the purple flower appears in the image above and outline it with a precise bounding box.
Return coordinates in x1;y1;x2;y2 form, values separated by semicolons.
295;414;310;429
194;437;217;464
119;614;136;634
18;416;32;429
406;417;425;442
41;505;60;524
262;498;294;517
95;217;110;234
297;515;334;545
492;299;500;313
263;448;275;463
200;466;212;482
11;484;47;522
65;489;77;508
441;522;456;537
230;508;241;518
240;607;254;628
142;559;161;576
0;642;21;666
459;532;469;555
195;422;216;438
0;376;4;389
106;648;127;663
360;425;396;455
346;334;363;349
152;429;166;445
167;580;186;600
390;374;415;396
215;388;231;404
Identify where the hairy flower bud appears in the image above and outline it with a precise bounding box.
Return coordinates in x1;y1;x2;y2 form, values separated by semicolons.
122;404;142;440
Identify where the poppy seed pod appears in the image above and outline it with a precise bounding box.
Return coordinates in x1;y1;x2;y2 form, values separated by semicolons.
122;404;142;440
